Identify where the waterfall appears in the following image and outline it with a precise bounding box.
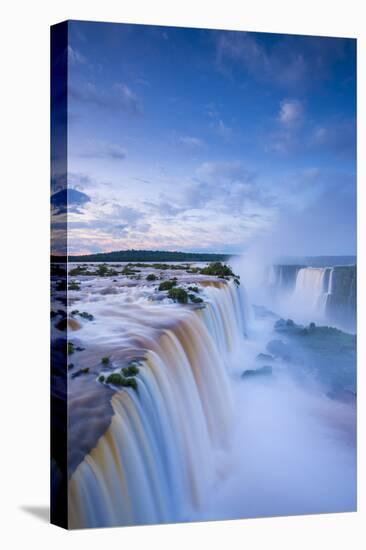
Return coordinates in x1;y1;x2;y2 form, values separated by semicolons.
293;267;332;315
68;281;245;529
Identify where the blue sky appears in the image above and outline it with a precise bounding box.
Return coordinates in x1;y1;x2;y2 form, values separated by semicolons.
51;21;356;256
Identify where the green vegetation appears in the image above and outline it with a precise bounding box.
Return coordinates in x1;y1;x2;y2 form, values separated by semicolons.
168;287;188;304
68;250;231;263
96;264;119;277
68;281;81;291
56;279;67;291
67;342;75;355
68;266;93;276
122;264;139;275
189;294;203;304
159;280;177;291
200;262;236;278
101;356;110;365
71;310;94;321
121;364;140;377
98;375;105;383
187;286;199;293
146;273;157;281
105;373;138;391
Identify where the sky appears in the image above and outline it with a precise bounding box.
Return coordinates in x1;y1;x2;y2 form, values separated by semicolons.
51;21;356;256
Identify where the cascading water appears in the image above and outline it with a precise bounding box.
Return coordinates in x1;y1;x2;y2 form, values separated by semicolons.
293;267;331;314
68;280;245;529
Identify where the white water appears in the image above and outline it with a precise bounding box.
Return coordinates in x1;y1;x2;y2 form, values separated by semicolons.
67;268;355;529
293;267;330;314
265;266;334;325
68;280;245;528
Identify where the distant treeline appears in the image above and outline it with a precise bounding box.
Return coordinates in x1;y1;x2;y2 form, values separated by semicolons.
52;249;232;263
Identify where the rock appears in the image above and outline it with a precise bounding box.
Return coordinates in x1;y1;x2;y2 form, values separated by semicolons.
266;339;292;361
256;353;274;363
242;366;273;379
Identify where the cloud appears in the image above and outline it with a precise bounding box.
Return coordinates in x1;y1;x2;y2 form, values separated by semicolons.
136;78;151;87
213;119;233;141
216;32;352;90
279;99;303;126
68;46;86;65
51;188;91;214
111;205;145;224
179;136;205;148
51;172;94;194
79;140;127;160
310;118;356;156
69;81;142;114
113;83;142;114
266;99;304;153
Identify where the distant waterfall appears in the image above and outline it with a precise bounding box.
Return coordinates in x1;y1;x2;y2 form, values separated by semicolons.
68;281;245;528
294;267;332;314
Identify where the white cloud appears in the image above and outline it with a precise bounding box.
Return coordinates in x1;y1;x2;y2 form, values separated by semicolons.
179;136;205;148
212;119;233;141
68;46;86;65
278;99;303;126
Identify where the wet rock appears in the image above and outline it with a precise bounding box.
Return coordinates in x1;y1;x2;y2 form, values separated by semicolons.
242;366;273;379
256;352;274;363
266;339;292;361
71;367;90;379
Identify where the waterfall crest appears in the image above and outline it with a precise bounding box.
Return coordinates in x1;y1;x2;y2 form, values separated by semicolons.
68;281;244;528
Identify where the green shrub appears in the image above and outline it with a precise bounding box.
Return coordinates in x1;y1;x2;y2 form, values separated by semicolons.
187;286;199;293
96;264;109;277
106;373;138;391
159;280;177;291
56;280;67;291
98;375;105;383
189;294;203;304
68;281;81;291
168;287;188;304
67;342;74;355
146;273;157;281
101;356;110;365
79;311;94;321
122;364;140;377
200;262;235;278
